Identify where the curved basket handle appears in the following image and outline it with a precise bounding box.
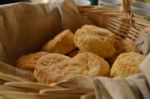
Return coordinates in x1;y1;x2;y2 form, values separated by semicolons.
120;0;132;20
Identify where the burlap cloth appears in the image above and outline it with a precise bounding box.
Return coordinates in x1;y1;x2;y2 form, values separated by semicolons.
0;0;149;98
0;0;91;65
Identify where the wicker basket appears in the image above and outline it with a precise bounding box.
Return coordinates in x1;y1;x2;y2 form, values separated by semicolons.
0;0;150;99
79;6;150;41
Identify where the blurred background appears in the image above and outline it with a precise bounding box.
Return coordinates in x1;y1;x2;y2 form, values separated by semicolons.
0;0;149;5
31;0;48;3
0;0;30;4
31;0;150;3
0;0;98;5
0;0;48;4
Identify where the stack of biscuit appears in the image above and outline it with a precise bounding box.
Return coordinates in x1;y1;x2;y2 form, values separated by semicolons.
34;52;110;84
16;25;145;84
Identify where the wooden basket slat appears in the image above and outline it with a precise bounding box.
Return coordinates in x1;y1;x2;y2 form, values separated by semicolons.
108;18;142;36
107;23;139;40
0;72;30;82
0;90;81;99
0;84;26;92
4;82;59;91
80;92;95;99
39;88;92;95
106;24;129;38
106;21;138;39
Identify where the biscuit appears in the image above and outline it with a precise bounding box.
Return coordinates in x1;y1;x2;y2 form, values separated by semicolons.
72;52;110;76
110;52;145;77
115;39;139;54
37;61;82;84
16;51;49;71
42;30;75;54
74;25;116;58
106;39;139;66
34;53;71;83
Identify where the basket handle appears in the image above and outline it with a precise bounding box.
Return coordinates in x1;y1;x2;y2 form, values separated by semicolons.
120;0;132;19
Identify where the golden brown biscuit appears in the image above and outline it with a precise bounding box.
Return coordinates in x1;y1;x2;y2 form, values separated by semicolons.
72;52;110;76
42;30;75;54
34;53;71;83
16;51;49;71
36;61;82;84
74;25;116;58
115;39;139;54
110;52;145;77
106;39;139;66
